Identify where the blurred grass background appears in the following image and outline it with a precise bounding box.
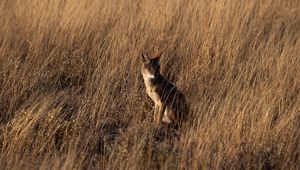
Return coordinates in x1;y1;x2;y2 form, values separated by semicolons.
0;0;299;169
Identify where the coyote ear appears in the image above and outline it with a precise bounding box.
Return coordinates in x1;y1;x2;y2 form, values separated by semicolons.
141;51;150;63
153;51;162;61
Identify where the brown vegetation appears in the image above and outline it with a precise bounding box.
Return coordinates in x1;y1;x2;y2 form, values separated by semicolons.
0;0;299;169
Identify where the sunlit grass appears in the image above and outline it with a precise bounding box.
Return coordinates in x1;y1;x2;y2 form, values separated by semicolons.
0;0;299;169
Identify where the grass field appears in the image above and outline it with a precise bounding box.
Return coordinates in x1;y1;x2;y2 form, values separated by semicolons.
0;0;300;169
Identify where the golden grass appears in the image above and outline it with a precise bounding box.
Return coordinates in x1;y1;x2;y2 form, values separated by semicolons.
0;0;300;169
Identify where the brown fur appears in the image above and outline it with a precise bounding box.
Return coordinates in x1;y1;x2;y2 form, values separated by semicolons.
140;51;188;126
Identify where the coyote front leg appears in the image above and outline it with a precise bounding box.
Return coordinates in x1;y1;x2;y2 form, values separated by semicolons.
154;103;163;123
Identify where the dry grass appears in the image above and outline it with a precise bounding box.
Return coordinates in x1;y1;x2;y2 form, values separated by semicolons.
0;0;300;169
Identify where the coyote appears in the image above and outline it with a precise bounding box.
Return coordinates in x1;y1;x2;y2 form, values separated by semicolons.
140;51;188;126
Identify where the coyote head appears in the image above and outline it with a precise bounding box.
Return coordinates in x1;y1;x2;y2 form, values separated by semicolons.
140;51;162;78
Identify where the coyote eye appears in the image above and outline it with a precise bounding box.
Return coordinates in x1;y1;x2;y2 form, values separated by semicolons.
145;65;152;70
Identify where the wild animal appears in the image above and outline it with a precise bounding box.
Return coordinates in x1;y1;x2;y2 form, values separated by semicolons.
140;51;188;126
